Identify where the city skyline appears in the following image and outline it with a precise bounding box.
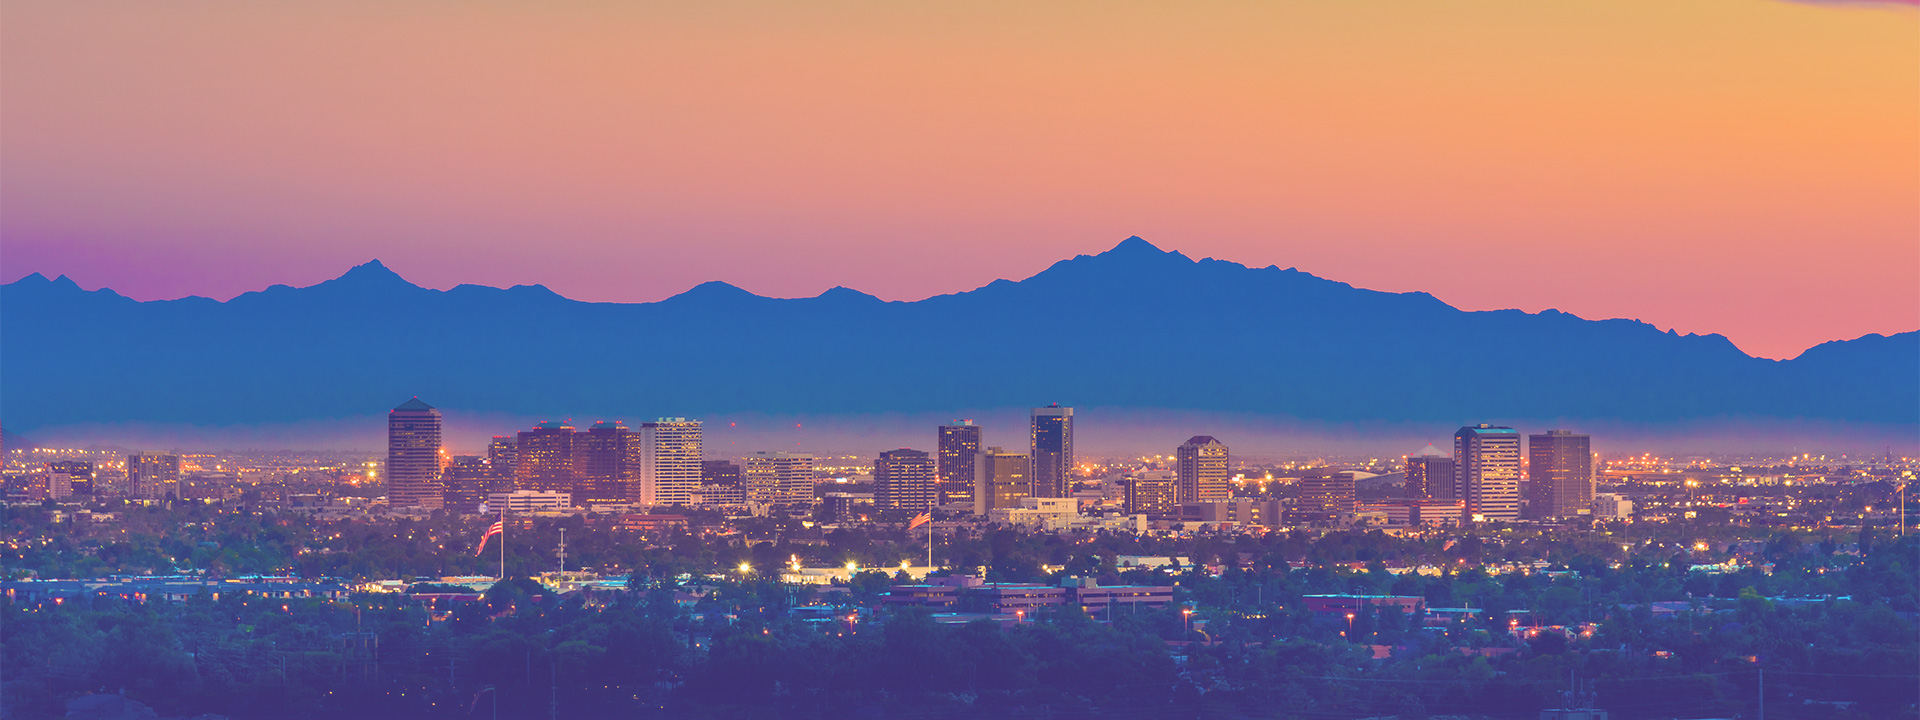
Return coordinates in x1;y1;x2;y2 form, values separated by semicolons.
4;3;1914;717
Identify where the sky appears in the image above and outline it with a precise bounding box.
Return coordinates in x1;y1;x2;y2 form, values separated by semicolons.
3;0;1915;361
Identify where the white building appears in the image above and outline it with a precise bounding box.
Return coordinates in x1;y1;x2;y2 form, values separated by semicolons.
1591;493;1633;519
485;490;572;515
640;419;703;507
989;496;1079;531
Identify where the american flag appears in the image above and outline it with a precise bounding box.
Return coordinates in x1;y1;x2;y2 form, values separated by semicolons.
474;520;504;556
907;512;932;530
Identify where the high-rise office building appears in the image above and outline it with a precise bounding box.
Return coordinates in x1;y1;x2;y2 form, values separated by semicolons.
515;421;576;494
574;421;641;505
442;456;493;514
1455;424;1521;521
47;461;95;497
1030;405;1073;498
1175;436;1230;504
1404;445;1455;500
640;419;702;507
937;420;982;506
387;398;443;509
488;436;518;484
1126;469;1177;517
1296;470;1356;521
126;454;180;499
973;447;1031;515
743;451;815;506
1528;430;1593;519
697;460;745;506
874;448;937;511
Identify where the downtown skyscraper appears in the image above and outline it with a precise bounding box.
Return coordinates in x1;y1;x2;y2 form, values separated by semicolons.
1405;445;1455;500
1528;430;1593;518
874;448;936;511
1175;436;1230;503
386;397;443;509
575;421;642;505
1454;424;1521;521
1030;405;1073;498
974;447;1031;515
937;420;982;506
639;418;702;507
515;421;576;495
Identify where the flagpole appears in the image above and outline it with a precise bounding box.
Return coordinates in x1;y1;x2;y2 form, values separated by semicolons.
499;505;506;582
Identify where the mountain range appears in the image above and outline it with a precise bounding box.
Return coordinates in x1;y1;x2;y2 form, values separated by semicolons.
3;237;1914;433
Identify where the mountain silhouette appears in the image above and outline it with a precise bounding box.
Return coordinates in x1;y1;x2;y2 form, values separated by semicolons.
2;237;1914;431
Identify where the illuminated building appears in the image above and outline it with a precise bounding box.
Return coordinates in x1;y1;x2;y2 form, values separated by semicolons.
127;454;180;499
386;398;443;509
743;451;814;506
1030;405;1073;498
48;461;96;497
1455;424;1521;521
973;447;1030;515
442;455;492;514
1126;469;1177;517
515;421;576;493
937;420;982;506
639;418;702;507
575;421;641;504
1405;445;1454;500
697;460;744;506
1296;470;1356;522
874;448;936;511
1175;436;1230;503
1528;430;1593;518
488;436;518;484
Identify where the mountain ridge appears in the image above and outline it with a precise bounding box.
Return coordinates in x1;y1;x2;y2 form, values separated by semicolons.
3;237;1914;431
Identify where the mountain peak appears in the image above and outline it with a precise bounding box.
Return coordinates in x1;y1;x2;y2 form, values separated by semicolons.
308;259;420;293
1106;236;1165;255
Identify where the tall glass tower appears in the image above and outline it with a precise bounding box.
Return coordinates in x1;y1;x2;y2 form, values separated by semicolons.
387;397;443;509
937;420;982;505
1454;424;1521;521
1030;405;1073;498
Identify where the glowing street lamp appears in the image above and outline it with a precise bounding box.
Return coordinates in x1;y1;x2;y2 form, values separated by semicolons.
1184;607;1194;637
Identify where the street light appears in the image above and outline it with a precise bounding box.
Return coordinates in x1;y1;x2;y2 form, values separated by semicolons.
737;562;751;578
1183;608;1193;637
1345;612;1355;638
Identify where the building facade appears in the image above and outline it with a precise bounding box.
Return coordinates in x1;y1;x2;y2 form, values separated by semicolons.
974;447;1031;515
386;398;443;509
1175;436;1230;503
1527;430;1593;518
126;454;180;499
515;421;576;494
937;420;982;506
874;448;937;511
574;421;642;505
1295;470;1356;522
697;460;745;506
1455;424;1522;521
743;451;815;507
1029;405;1073;498
639;419;703;507
1126;469;1177;517
1405;445;1455;500
488;436;518;485
442;455;493;514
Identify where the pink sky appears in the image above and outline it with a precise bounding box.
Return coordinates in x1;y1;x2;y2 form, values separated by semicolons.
3;0;1915;359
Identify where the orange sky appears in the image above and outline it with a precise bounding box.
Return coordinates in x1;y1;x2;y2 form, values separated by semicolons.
3;0;1915;359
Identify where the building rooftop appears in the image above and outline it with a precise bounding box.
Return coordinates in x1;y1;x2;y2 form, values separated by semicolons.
392;397;435;412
